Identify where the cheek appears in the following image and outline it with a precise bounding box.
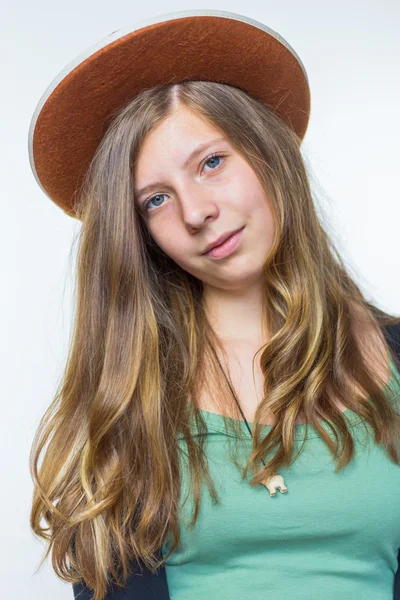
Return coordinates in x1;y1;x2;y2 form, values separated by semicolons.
148;226;198;273
238;182;270;217
153;235;179;258
145;211;174;249
148;226;188;264
242;181;275;240
230;166;267;208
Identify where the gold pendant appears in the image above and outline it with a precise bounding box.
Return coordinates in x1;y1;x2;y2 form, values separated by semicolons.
260;473;288;497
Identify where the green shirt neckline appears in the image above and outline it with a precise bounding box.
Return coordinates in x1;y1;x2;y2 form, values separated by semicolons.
184;356;400;441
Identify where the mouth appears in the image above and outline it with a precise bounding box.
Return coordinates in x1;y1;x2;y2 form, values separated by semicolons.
203;226;245;259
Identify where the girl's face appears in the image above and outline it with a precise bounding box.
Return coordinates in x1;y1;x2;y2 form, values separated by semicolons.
133;105;275;291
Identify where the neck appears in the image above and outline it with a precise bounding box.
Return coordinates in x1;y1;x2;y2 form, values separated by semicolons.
202;281;268;344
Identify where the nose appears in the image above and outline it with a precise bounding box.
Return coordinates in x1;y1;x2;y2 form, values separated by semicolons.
178;182;219;228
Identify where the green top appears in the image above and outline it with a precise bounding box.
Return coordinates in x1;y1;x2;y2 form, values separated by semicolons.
162;357;400;599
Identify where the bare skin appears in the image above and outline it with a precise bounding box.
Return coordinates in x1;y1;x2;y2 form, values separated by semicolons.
197;312;391;426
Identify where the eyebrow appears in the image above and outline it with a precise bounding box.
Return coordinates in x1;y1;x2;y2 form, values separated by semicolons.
134;137;227;201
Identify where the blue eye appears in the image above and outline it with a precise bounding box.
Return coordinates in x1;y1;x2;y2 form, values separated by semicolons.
143;194;167;212
203;153;223;170
143;152;226;213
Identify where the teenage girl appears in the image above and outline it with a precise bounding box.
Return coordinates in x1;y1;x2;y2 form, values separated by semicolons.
28;10;400;600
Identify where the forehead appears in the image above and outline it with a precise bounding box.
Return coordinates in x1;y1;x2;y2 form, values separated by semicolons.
137;106;226;161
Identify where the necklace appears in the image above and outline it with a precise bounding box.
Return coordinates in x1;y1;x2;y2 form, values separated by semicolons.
209;344;288;498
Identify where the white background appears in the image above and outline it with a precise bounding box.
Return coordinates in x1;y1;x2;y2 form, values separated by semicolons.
2;0;399;597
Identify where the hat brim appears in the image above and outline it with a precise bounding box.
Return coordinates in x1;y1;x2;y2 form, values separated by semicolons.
28;9;311;218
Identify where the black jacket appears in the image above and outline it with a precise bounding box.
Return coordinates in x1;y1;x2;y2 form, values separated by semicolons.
73;322;400;600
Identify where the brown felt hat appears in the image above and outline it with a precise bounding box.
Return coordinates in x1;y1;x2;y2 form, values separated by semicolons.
28;9;311;220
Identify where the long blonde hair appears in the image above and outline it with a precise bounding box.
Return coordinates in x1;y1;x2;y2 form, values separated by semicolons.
30;80;400;600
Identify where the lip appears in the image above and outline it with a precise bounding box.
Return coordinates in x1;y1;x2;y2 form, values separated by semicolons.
203;227;245;259
202;227;244;255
